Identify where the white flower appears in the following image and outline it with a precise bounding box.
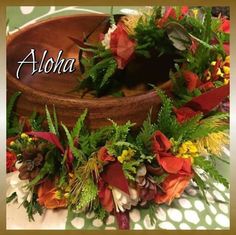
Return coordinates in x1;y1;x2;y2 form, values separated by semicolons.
6;170;32;204
111;186;139;212
101;24;117;49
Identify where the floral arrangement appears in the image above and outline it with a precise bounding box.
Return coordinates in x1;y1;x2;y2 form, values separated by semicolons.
6;6;230;230
73;6;229;98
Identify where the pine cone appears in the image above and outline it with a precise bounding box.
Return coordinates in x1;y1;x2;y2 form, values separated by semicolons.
18;142;48;181
135;165;157;206
19;153;44;180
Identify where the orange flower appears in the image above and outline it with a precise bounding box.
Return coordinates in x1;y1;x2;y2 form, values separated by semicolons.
97;146;115;163
155;173;193;205
37;179;67;209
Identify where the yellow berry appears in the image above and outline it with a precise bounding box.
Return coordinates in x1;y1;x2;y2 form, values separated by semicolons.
21;133;29;139
10;141;15;146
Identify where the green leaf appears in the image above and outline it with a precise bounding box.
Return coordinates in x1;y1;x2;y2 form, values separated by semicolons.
71;109;88;139
173;114;203;141
123;160;141;181
100;59;117;88
45;105;56;135
6;192;17;203
7;91;21;130
194;156;229;188
193;172;209;204
136;109;156;154
61;123;85;163
53;105;59;136
76;177;98;211
153;87;179;137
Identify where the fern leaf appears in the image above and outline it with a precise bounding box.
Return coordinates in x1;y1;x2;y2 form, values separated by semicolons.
53;105;59;136
45;105;56;134
7;91;21;130
71;109;88;139
61;123;85;163
194;156;229;188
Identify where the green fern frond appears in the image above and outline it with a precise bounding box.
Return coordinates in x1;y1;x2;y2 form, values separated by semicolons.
71;109;88;139
45;105;56;135
7;91;21;130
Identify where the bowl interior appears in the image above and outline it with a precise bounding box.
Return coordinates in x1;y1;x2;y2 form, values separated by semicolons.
7;14;173;99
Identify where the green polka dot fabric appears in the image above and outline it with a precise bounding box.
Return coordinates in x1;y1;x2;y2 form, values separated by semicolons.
6;6;230;230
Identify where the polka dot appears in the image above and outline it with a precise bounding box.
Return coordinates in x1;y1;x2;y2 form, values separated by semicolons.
209;204;217;215
71;217;85;229
143;215;155;229
215;214;229;227
106;215;115;225
167;208;183;222
179;223;191;230
129;209;141;222
197;226;207;230
92;218;103;227
205;191;214;202
178;198;192;209
20;6;35;14
134;224;143;230
184;210;200;224
86;212;95;219
225;193;230;199
156;207;166;221
194;200;205;212
205;215;212;225
213;190;226;202
105;227;116;230
159;222;176;230
213;182;226;192
219;203;229;214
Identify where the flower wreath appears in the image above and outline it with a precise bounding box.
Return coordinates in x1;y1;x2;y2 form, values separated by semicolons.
6;6;230;230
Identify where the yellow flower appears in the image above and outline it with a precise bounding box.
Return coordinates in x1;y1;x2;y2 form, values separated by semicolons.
178;141;198;154
21;133;29;139
55;191;63;200
216;68;224;77
224;55;230;64
224;78;229;85
195;132;229;156
223;66;230;75
211;61;216;66
192;9;199;18
118;148;135;163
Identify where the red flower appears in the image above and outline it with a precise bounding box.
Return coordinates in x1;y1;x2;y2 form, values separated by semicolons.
6;151;17;173
155;173;193;205
97;146;115;163
182;70;201;92
158;6;188;27
110;23;135;69
151;131;171;154
220;18;230;33
98;178;114;212
174;107;200;123
156;152;192;176
199;81;215;91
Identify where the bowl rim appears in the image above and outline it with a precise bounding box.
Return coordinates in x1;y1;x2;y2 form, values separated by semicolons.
7;13;172;106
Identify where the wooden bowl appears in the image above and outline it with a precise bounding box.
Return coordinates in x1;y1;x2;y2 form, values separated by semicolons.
7;14;172;130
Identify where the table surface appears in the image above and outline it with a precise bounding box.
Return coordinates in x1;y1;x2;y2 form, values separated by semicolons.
6;6;230;230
